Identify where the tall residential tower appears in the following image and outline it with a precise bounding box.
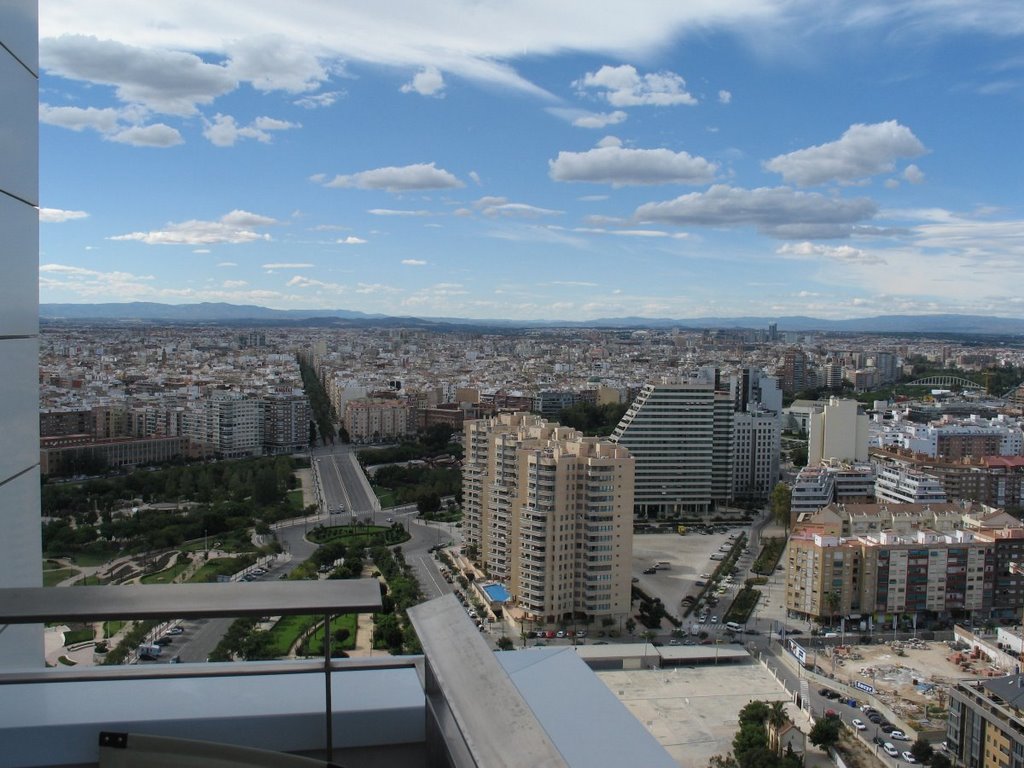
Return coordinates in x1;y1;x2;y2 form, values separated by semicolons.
463;413;634;625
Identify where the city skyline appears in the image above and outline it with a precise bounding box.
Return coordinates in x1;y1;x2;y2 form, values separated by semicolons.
37;1;1024;321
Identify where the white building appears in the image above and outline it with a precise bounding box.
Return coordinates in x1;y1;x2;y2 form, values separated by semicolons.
184;391;265;458
874;463;947;505
808;397;869;465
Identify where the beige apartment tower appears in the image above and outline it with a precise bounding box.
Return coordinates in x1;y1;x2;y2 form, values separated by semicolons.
463;413;634;625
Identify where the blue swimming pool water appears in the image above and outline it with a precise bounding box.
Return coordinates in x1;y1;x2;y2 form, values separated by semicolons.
482;583;510;603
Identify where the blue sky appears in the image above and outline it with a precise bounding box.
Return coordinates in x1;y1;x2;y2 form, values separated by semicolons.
37;1;1024;321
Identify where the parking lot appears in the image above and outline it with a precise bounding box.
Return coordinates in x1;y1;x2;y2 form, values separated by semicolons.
632;525;756;628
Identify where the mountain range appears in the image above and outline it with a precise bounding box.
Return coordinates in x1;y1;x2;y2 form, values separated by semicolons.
37;302;1024;335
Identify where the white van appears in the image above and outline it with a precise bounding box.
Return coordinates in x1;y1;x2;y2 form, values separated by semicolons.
725;621;743;633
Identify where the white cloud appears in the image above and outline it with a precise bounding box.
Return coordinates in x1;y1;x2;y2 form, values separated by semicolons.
468;171;482;185
885;179;900;189
764;120;926;186
573;226;688;239
294;91;343;109
193;249;211;254
575;64;697;107
578;194;609;201
482;202;562;218
776;241;885;264
202;113;300;147
321;163;463;191
41;35;237;115
634;184;878;238
718;89;732;104
40;103;182;147
337;236;367;244
110;210;279;245
368;208;431;216
225;34;329;93
402;259;427;266
596;135;622;148
401;65;445;96
355;282;402;294
547;107;627;128
108;123;183;147
216;261;237;267
263;262;314;269
222;279;248;288
903;164;925;184
549;145;717;186
39;208;89;223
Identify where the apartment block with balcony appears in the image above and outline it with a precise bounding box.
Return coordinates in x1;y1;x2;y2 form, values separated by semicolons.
463;412;634;625
947;676;1024;768
343;397;416;443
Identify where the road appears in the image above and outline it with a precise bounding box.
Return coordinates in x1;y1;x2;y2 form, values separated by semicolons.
313;444;379;523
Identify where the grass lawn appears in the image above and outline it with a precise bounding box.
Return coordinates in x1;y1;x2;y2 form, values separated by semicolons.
309;524;392;547
69;548;121;567
371;486;399;507
304;614;358;656
140;558;191;585
264;614;317;657
58;656;77;666
103;620;125;638
63;627;95;645
287;489;304;511
188;555;256;583
43;567;80;587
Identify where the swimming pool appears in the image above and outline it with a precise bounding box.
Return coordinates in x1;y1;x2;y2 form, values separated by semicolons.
482;583;510;603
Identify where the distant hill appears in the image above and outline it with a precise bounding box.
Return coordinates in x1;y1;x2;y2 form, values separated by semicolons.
37;302;1024;335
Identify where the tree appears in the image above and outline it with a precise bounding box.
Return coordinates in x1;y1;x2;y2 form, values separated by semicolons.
931;753;952;768
767;700;788;732
417;492;442;516
808;716;841;751
790;444;808;468
496;636;514;651
770;483;792;531
625;617;637;635
910;739;935;764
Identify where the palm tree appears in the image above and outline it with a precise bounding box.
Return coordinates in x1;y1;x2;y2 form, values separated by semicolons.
822;590;840;627
767;700;789;752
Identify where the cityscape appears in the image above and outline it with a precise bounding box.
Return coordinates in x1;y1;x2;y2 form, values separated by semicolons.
6;2;1024;768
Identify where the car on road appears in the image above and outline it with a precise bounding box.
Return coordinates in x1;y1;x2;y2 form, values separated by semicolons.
880;723;896;734
883;743;899;757
642;567;657;574
851;719;866;731
902;752;916;763
695;580;706;587
890;731;907;741
710;616;718;623
166;627;184;635
868;713;883;724
873;736;886;746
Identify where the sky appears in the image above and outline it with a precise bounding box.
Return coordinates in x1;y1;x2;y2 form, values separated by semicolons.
36;1;1024;321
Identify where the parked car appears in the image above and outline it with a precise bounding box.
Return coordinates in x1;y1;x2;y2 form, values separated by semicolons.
851;719;866;731
890;731;907;741
902;752;916;763
883;743;899;757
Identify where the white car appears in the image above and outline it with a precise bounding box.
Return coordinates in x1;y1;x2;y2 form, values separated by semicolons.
902;752;916;763
851;719;866;731
883;743;899;757
891;731;907;741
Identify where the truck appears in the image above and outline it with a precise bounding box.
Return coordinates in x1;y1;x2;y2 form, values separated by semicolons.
652;561;671;571
137;643;162;659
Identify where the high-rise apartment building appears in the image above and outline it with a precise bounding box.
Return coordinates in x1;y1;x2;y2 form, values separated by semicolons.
781;348;807;394
343;397;416;443
807;397;869;465
463;413;634;624
184;391;265;459
262;391;313;454
733;408;781;503
611;379;733;517
0;3;42;668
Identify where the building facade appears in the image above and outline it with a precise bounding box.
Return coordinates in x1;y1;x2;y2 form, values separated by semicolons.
463;412;634;624
611;379;732;517
0;1;42;667
807;397;869;465
947;676;1024;768
343;397;416;443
